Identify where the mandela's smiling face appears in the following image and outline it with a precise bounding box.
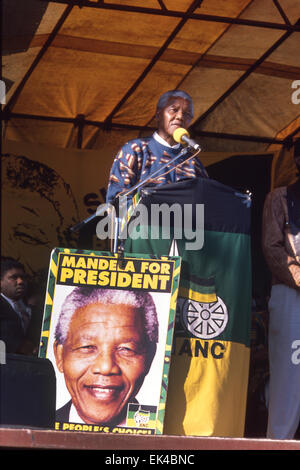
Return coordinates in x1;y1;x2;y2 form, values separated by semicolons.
54;302;149;425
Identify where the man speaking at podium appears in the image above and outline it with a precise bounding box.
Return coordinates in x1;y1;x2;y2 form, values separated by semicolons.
106;89;208;204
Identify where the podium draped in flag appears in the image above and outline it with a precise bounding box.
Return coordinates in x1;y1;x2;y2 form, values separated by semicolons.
123;177;252;437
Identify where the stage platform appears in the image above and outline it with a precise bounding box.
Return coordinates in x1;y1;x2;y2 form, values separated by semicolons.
1;426;300;451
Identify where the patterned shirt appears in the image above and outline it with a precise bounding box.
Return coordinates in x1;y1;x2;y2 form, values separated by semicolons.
106;134;208;204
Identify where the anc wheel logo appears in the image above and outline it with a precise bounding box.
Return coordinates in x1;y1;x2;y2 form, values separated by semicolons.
178;297;229;339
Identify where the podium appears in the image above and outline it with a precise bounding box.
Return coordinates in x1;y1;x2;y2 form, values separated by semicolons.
36;176;251;438
123;177;252;437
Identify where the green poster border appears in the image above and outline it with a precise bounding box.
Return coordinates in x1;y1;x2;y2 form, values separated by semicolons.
39;247;181;435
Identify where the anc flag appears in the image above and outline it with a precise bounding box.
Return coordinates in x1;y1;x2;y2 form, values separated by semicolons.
123;177;252;437
126;404;157;429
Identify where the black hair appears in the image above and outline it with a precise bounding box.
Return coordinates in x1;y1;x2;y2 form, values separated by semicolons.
0;257;25;279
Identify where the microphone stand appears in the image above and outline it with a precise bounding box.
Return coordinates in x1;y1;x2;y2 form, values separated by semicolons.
70;145;198;253
69;203;112;233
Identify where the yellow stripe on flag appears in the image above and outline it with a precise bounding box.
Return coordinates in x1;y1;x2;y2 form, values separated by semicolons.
179;287;217;303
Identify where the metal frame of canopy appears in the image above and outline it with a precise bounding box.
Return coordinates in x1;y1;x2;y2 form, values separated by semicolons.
2;0;299;150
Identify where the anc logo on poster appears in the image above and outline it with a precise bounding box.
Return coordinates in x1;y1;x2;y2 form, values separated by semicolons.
126;404;157;428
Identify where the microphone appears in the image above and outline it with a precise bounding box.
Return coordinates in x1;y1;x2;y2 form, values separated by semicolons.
70;203;113;232
173;128;201;151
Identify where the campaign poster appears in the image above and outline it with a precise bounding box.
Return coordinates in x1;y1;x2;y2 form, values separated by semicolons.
39;248;181;435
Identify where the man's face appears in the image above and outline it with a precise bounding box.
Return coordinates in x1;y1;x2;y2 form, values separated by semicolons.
156;96;193;145
54;302;150;425
0;268;27;301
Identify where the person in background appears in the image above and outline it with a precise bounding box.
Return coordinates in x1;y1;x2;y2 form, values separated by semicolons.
262;138;300;439
0;257;41;354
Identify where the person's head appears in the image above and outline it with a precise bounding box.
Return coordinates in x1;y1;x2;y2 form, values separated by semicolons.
54;287;158;425
0;257;28;301
156;90;194;145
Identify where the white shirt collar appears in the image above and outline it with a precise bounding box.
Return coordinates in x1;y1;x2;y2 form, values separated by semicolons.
1;293;15;309
70;403;85;423
69;402;127;426
153;132;181;149
1;293;31;315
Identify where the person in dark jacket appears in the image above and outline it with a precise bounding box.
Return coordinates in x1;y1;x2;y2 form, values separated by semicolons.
0;257;41;354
